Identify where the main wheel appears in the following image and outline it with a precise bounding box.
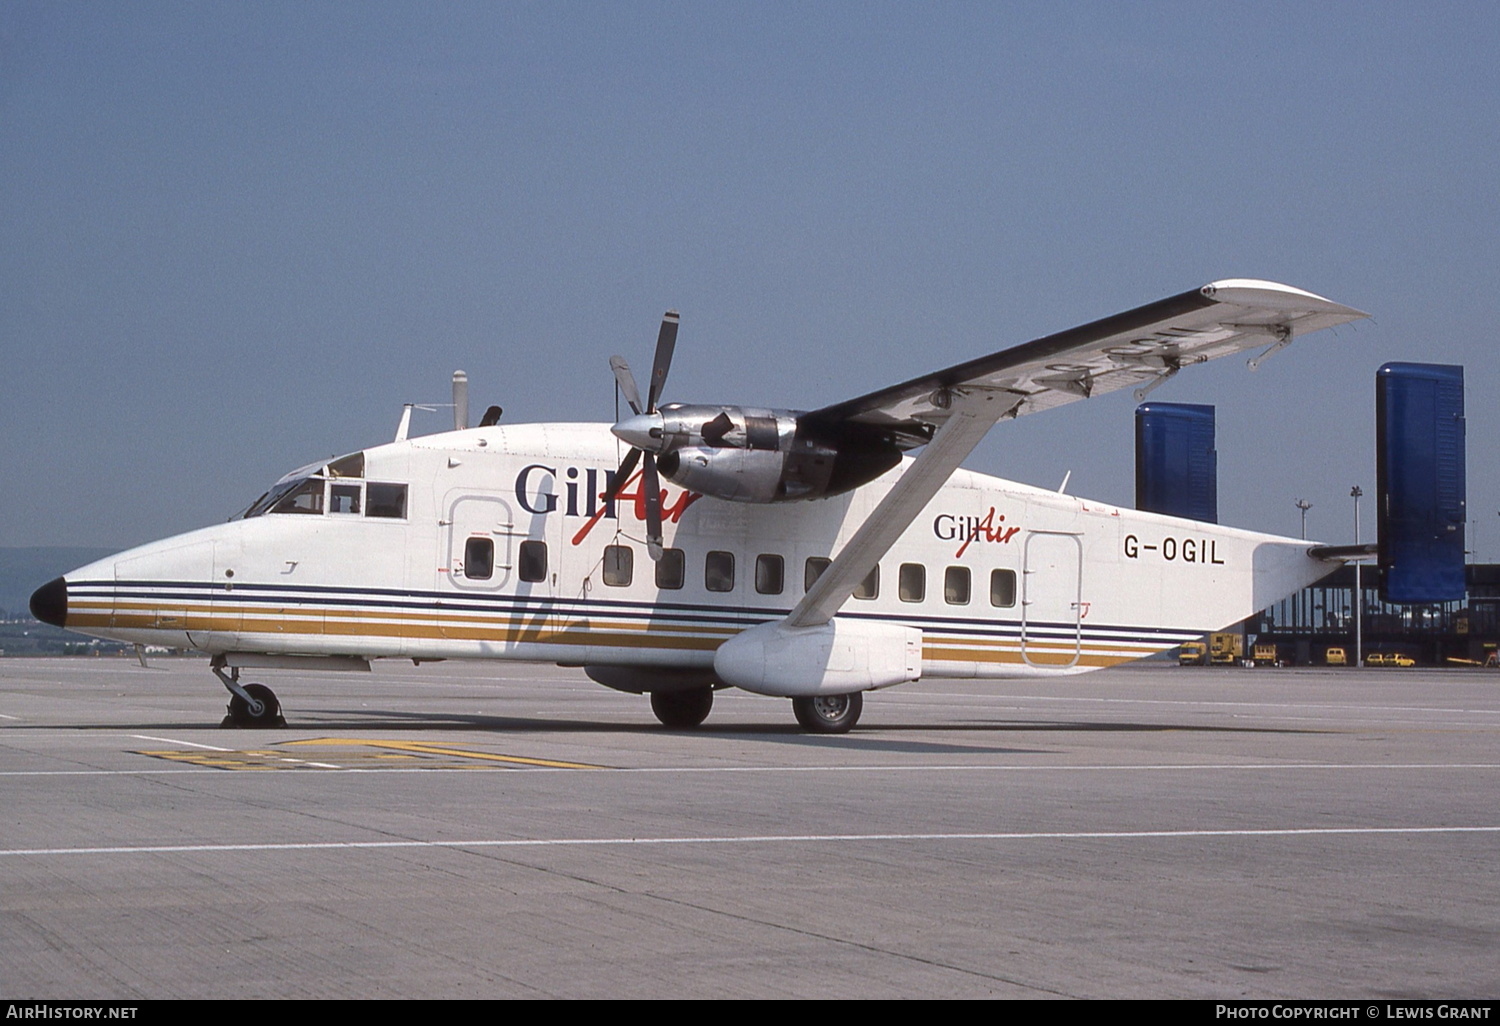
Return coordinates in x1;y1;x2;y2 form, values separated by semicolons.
650;687;714;728
223;682;286;728
792;692;863;734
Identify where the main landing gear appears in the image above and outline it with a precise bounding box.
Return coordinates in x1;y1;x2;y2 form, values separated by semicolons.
213;659;286;728
650;687;714;728
647;687;865;733
792;692;863;734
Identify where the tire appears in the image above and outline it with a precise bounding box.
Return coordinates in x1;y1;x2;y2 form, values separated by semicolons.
792;692;863;734
223;682;285;728
650;687;713;728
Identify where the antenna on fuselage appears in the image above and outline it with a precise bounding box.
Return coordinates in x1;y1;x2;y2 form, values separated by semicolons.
394;370;478;441
453;370;469;431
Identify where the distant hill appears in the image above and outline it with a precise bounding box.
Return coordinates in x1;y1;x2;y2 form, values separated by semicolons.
0;547;120;619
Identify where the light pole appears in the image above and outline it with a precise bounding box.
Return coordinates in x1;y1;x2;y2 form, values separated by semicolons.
1351;486;1363;666
1295;498;1312;540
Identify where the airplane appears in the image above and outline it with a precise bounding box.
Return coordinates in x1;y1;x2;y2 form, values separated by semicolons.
30;279;1370;733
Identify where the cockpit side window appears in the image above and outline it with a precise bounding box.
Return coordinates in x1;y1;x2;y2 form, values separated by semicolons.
242;451;402;520
366;482;408;519
329;483;362;515
271;477;325;515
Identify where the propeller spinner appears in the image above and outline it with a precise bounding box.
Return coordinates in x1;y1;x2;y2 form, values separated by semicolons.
607;311;680;560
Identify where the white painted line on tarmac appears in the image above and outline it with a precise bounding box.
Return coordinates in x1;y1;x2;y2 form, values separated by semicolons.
5;824;1499;858
130;734;232;751
613;761;1500;774
3;761;1500;778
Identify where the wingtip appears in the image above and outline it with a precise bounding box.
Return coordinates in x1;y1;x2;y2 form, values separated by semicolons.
1202;279;1369;320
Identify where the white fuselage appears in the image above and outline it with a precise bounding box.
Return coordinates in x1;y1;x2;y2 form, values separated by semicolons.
60;421;1334;682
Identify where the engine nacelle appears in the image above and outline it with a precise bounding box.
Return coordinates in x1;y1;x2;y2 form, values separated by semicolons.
654;404;902;504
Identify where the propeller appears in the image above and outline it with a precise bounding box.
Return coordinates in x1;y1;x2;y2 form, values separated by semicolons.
606;311;679;560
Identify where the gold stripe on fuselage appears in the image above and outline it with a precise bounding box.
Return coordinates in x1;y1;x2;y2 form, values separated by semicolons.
69;597;1165;668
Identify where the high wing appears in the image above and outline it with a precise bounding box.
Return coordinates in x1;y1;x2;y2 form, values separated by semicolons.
800;279;1368;449
782;279;1367;629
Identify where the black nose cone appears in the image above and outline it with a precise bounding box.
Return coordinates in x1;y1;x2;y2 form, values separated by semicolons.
30;577;68;627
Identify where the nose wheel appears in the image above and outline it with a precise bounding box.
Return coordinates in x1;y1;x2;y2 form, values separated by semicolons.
213;659;286;728
224;683;285;728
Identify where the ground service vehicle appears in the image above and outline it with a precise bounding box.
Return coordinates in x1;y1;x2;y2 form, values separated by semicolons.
1209;632;1244;666
1252;642;1279;667
1179;641;1208;666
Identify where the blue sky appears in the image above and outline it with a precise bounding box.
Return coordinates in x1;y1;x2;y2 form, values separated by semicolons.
3;2;1497;556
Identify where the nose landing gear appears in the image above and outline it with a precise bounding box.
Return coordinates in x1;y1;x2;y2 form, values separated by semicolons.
213;658;286;728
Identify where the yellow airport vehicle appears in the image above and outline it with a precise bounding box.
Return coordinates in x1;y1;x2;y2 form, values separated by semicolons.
1179;641;1208;666
1209;632;1243;665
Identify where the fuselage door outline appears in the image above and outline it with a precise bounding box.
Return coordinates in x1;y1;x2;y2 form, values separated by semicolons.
1021;530;1083;668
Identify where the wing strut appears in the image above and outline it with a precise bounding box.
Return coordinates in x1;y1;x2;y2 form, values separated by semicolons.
787;387;1025;628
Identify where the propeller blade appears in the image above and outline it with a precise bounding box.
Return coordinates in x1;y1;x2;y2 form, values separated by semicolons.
642;453;664;561
610;356;644;415
602;446;641;504
646;311;679;413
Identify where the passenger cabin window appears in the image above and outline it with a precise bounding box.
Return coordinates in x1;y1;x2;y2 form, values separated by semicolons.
945;566;971;605
755;554;784;595
990;568;1017;607
705;551;735;593
656;548;685;590
464;537;494;580
366;483;407;519
603;545;633;587
898;563;925;603
853;565;879;600
804;557;831;592
519;540;548;583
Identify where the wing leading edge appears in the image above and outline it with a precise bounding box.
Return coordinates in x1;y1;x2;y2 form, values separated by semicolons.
801;279;1368;448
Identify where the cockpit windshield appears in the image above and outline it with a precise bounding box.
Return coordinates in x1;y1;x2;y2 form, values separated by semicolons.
237;452;406;521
